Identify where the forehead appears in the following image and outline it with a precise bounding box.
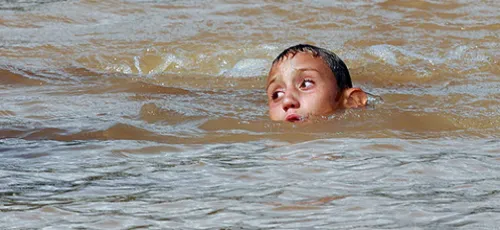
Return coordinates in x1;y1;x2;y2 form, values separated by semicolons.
267;52;331;83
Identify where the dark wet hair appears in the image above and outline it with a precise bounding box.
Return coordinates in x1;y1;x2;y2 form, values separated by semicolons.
272;44;353;90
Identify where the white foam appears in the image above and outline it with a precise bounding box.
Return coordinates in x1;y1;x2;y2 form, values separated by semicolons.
367;45;399;66
105;64;132;74
367;44;446;66
221;58;269;78
133;56;142;75
149;54;183;75
447;45;469;60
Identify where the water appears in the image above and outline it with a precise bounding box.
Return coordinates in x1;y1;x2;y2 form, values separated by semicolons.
1;0;499;229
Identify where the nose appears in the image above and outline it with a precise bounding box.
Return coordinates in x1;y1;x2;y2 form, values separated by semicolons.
282;91;300;112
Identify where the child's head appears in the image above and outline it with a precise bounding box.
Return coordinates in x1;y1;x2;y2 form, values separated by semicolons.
266;44;367;122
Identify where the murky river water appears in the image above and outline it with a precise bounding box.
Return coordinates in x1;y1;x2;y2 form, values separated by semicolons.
1;0;499;229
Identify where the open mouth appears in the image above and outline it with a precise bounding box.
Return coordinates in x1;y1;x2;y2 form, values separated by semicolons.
285;114;304;122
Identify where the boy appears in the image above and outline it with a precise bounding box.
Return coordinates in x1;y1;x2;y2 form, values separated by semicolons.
266;44;367;122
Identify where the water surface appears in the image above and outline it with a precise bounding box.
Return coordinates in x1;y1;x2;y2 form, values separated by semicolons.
0;0;499;229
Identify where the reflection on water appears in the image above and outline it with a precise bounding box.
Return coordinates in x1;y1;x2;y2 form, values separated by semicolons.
1;138;499;229
0;0;499;229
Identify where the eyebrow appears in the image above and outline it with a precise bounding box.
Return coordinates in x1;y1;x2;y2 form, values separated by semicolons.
295;67;320;73
266;76;277;91
266;67;320;90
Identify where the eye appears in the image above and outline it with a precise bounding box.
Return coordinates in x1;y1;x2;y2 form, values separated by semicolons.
300;79;314;89
271;91;284;100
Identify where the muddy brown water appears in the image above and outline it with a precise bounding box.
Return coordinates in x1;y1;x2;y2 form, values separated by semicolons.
0;0;499;229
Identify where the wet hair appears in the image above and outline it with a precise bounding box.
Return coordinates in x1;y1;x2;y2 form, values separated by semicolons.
272;44;353;90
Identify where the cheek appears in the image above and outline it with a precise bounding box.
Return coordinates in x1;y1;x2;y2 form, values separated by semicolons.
268;101;280;110
268;103;282;118
304;91;336;112
303;95;322;109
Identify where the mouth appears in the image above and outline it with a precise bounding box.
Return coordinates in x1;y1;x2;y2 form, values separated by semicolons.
285;114;305;122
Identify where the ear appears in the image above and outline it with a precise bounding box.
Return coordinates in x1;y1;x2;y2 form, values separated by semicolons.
339;87;368;109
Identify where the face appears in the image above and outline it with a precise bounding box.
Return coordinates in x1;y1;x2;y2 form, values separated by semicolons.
266;52;340;122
